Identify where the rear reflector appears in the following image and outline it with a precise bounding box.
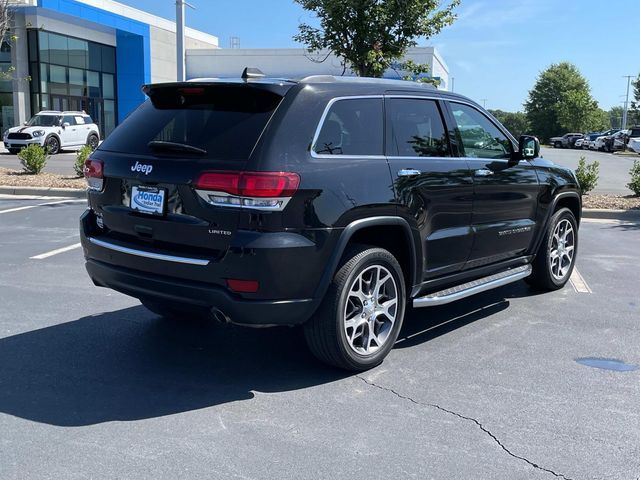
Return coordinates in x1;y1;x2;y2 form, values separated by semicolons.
195;171;300;198
84;158;104;191
226;278;259;293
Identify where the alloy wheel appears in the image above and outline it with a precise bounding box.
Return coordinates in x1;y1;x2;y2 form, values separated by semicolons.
343;265;398;355
549;219;575;281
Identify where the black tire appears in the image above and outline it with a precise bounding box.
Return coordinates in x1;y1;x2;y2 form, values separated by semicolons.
7;148;19;154
87;133;99;150
304;245;406;371
141;299;212;322
554;141;562;148
44;135;60;155
526;208;578;290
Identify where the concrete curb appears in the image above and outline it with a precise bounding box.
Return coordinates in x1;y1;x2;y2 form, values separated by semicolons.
0;186;87;198
583;208;640;220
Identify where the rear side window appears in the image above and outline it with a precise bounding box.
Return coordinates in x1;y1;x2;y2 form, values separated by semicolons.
386;98;450;157
99;86;283;160
62;115;77;126
313;98;383;156
450;103;513;159
629;128;640;137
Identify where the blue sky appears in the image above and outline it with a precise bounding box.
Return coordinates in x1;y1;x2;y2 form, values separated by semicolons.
119;0;639;112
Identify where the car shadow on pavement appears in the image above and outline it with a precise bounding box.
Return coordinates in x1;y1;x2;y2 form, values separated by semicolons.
0;306;348;427
396;281;539;349
0;282;541;427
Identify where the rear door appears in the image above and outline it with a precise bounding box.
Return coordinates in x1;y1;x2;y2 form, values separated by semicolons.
89;83;289;257
445;101;540;269
61;115;80;145
385;95;474;279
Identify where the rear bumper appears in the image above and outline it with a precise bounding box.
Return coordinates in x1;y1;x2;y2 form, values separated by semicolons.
80;209;330;326
85;258;316;326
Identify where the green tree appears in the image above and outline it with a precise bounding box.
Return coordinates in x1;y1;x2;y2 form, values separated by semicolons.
609;106;624;129
525;62;602;142
488;109;529;138
294;0;459;78
629;73;640;127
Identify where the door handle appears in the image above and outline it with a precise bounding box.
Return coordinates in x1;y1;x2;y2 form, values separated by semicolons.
475;168;494;177
398;168;422;177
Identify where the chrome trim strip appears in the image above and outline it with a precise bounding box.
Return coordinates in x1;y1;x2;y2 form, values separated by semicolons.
413;265;532;307
194;190;292;211
88;237;210;266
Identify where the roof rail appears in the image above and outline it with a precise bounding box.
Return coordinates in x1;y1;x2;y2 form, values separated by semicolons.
298;75;436;89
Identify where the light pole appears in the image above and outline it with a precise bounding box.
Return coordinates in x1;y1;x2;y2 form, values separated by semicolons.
481;98;488;109
622;75;633;130
176;0;195;81
450;76;455;93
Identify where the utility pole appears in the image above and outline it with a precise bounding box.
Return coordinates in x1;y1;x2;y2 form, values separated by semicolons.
450;76;455;93
481;98;488;109
176;0;195;81
622;75;633;130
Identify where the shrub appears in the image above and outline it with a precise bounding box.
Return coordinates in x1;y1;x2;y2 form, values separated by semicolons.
574;156;599;195
628;160;640;196
74;145;93;177
18;144;49;174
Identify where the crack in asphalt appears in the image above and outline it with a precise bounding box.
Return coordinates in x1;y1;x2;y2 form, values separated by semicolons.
356;375;574;480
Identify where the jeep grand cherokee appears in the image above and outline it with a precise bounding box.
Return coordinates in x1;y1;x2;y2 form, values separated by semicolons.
81;74;581;371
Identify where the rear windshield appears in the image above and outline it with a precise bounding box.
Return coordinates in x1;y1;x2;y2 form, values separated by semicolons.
99;86;283;160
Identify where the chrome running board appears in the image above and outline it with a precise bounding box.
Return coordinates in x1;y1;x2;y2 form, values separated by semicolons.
413;265;532;308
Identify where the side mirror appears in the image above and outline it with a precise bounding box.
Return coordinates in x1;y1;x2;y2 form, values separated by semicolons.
62;122;70;128
518;135;540;159
23;122;28;126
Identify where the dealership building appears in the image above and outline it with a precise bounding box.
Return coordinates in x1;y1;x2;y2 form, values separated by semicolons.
4;0;449;138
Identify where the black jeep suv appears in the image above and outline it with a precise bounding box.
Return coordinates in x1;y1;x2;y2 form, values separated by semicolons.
80;74;581;371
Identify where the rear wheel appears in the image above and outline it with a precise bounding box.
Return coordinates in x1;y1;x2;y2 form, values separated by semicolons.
526;208;578;290
44;135;60;154
304;245;406;371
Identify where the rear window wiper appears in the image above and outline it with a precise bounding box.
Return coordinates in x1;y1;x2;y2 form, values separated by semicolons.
147;140;207;155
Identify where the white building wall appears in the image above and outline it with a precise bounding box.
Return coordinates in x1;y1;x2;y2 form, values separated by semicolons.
150;26;220;84
186;47;449;89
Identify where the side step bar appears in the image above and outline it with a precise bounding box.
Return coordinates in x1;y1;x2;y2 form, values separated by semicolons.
413;265;532;308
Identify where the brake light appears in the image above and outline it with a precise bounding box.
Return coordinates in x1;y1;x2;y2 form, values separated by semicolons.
226;278;259;293
195;171;300;197
84;158;104;191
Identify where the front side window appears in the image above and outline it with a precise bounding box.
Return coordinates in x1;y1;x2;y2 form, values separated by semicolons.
313;98;383;156
386;98;450;157
450;103;513;159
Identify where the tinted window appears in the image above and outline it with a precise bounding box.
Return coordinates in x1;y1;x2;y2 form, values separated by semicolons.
27;115;59;127
451;103;512;159
62;115;77;126
629;128;640;137
314;98;383;156
99;86;283;160
386;98;450;157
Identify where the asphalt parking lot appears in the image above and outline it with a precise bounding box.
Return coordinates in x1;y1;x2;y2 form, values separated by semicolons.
1;196;639;479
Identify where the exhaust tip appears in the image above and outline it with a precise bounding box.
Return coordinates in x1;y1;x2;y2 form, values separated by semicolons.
211;307;231;324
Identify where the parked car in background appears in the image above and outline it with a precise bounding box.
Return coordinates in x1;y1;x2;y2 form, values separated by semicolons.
550;133;583;148
580;133;601;150
590;128;620;151
2;111;100;155
595;130;630;152
624;127;640;153
574;136;585;148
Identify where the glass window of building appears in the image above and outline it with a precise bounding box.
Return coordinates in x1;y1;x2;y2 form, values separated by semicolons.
28;30;117;137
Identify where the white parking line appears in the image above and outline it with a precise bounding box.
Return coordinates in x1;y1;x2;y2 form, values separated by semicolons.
569;268;592;294
0;198;85;214
30;243;82;260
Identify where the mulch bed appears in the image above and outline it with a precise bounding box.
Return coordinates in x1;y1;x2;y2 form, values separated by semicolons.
0;167;85;189
582;194;640;210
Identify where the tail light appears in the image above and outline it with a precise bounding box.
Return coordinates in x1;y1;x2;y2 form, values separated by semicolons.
194;171;300;211
84;158;104;191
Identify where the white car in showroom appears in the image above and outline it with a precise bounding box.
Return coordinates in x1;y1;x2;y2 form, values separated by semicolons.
3;111;100;155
